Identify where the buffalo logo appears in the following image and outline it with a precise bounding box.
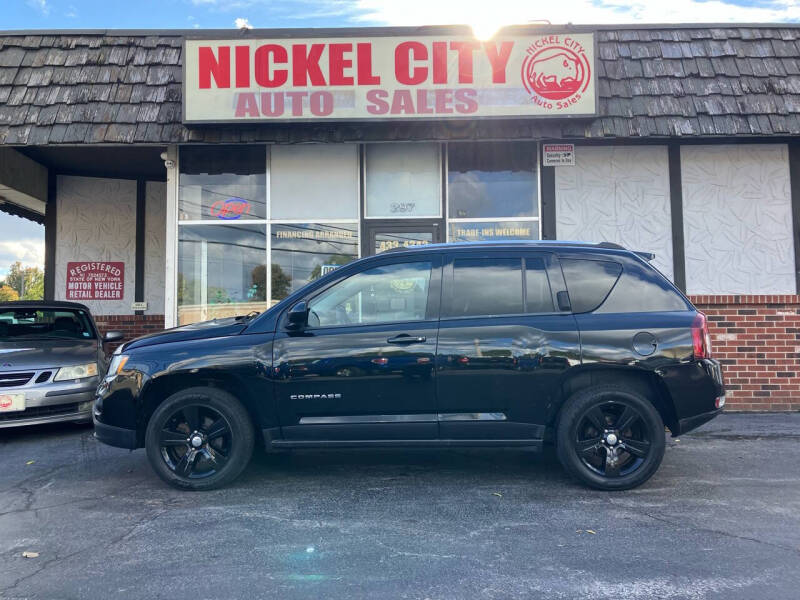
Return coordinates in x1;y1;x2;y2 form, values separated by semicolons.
522;45;591;102
209;197;251;220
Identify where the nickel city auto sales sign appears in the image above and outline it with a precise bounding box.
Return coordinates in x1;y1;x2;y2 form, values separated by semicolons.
183;33;596;122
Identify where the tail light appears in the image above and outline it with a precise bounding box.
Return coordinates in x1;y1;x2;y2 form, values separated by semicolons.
692;312;712;359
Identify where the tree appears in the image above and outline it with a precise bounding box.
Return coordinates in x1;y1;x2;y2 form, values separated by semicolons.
0;285;19;302
4;262;44;300
250;264;292;302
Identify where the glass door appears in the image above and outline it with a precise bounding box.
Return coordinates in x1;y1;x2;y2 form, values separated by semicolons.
364;223;443;256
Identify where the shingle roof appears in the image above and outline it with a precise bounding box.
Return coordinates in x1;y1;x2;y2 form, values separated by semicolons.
0;25;799;145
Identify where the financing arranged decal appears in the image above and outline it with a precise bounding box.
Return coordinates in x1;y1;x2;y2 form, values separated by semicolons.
184;33;596;122
66;262;124;301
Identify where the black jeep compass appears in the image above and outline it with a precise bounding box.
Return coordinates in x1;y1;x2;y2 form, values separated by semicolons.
94;241;724;491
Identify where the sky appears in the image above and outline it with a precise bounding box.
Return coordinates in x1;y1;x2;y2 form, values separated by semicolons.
1;0;799;278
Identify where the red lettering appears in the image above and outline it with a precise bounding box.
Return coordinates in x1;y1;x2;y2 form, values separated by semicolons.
449;41;480;84
260;92;284;116
416;89;433;114
235;46;250;88
483;41;514;83
254;44;288;88
329;43;354;86
455;88;478;113
310;91;334;116
357;43;381;85
235;92;259;117
432;41;447;84
198;46;230;89
292;44;327;86
286;91;306;115
391;89;415;114
366;89;389;114
395;41;427;85
434;88;453;113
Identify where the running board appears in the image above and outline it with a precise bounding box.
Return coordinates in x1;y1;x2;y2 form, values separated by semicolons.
266;438;543;450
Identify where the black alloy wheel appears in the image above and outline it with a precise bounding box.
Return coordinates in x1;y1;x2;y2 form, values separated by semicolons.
145;387;254;490
557;385;666;491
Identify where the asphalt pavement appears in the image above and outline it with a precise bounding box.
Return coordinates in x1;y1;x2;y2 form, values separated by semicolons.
1;413;799;600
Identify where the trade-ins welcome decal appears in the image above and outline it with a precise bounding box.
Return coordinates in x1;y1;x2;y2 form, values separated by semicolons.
183;33;596;123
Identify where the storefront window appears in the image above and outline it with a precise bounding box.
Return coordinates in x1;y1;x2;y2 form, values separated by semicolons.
179;146;266;221
448;220;539;242
270;145;359;220
177;224;267;325
365;143;441;218
448;142;538;219
271;223;359;302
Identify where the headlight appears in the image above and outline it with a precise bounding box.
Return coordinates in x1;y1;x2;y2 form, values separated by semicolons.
54;363;99;381
106;354;129;377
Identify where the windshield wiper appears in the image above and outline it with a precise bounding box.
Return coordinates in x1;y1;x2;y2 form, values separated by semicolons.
234;311;261;322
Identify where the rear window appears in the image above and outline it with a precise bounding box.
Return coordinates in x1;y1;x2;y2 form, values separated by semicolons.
560;259;622;313
449;258;524;317
0;308;96;341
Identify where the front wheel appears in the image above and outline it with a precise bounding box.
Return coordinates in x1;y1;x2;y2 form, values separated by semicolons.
145;387;254;490
557;385;666;491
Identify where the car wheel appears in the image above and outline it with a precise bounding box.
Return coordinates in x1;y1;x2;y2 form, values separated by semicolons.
144;387;254;491
556;385;666;491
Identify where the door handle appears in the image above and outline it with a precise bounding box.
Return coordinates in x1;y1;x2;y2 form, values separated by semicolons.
387;334;427;344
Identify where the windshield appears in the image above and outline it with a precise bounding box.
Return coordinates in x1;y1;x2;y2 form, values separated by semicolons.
0;308;96;341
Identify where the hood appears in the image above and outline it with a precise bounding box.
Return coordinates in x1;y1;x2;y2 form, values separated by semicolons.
0;338;99;371
122;317;248;352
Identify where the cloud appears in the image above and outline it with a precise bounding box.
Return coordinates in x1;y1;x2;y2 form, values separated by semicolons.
26;0;50;16
235;17;253;28
65;4;77;18
0;239;44;279
348;0;800;27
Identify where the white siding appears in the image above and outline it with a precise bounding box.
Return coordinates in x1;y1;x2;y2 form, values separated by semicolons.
555;145;674;280
55;175;136;315
682;144;794;295
145;181;166;314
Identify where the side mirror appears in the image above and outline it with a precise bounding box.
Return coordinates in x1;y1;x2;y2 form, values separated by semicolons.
103;331;124;343
287;301;309;327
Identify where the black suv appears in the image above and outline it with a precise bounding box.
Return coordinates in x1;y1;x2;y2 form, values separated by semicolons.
94;241;724;491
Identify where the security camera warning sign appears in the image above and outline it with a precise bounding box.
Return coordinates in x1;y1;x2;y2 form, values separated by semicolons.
66;262;124;300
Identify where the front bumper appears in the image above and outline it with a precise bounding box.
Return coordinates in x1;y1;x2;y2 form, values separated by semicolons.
0;386;95;429
92;412;137;449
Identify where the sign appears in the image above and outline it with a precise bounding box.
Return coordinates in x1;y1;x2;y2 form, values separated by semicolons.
209;197;252;220
66;262;124;301
320;265;340;276
184;33;596;123
131;301;148;311
543;143;575;166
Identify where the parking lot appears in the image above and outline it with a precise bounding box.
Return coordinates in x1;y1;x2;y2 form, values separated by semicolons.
0;413;798;600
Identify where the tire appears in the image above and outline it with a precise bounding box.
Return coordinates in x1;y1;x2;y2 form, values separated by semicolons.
145;387;254;491
556;385;666;491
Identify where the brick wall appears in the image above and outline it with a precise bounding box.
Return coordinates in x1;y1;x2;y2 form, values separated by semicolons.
690;295;800;412
93;314;165;352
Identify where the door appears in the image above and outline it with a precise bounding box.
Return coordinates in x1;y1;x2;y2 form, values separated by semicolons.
435;251;580;440
273;255;442;441
364;222;443;256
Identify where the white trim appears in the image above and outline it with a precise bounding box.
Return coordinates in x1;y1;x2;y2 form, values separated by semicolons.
269;219;360;225
178;219;268;226
164;145;179;328
266;145;272;307
447;217;540;223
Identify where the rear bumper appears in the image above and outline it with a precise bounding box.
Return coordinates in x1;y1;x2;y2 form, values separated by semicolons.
93;413;137;449
677;408;723;436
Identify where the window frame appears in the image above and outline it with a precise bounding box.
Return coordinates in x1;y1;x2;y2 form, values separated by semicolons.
295;254;443;330
440;250;561;321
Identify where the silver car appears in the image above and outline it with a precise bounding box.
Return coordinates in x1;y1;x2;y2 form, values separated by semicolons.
0;301;122;428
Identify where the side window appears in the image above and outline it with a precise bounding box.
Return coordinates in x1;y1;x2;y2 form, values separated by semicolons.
596;262;688;313
561;258;623;313
448;258;524;317
308;261;432;327
526;257;555;313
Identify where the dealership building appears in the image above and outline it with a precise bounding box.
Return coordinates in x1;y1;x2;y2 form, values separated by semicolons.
0;23;799;411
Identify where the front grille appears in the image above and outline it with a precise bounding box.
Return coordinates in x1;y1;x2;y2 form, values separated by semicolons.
0;372;35;388
0;402;81;422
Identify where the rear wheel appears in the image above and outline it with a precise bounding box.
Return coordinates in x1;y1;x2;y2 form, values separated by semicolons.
145;387;254;490
557;385;665;491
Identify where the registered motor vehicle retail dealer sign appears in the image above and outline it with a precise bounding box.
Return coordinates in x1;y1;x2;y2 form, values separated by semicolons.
66;262;124;300
183;32;596;122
